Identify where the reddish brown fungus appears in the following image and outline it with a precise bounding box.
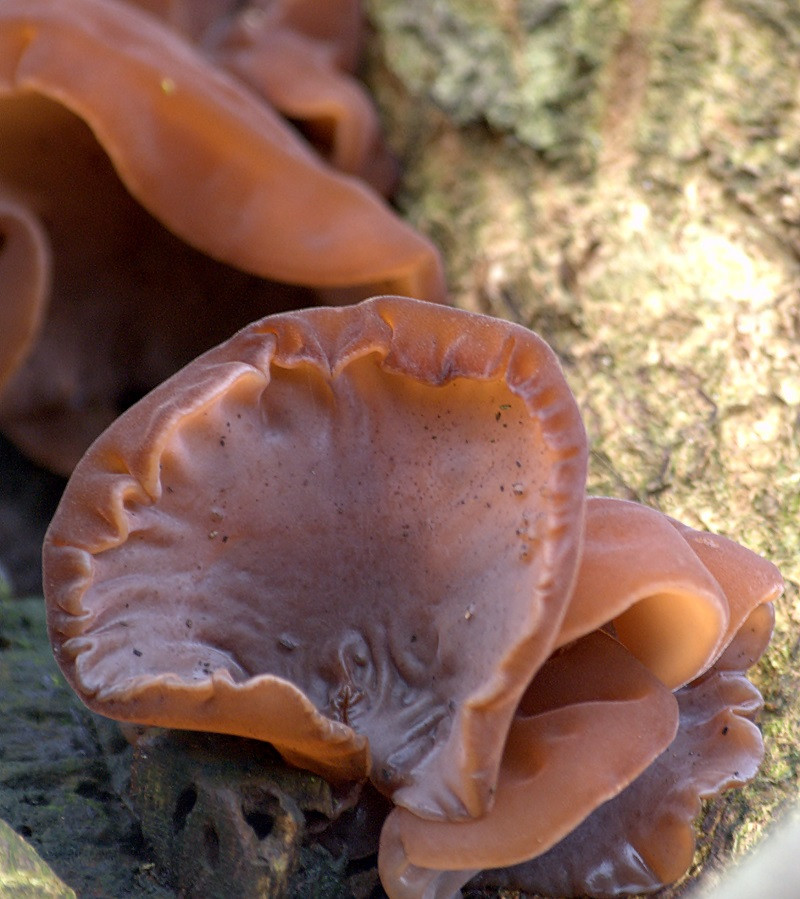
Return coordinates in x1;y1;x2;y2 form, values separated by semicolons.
473;667;769;897
43;296;587;820
559;498;732;688
0;0;445;472
40;291;781;897
132;0;399;193
378;496;780;898
379;631;680;897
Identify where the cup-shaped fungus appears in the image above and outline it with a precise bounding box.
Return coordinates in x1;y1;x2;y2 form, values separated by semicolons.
380;497;781;899
43;296;588;822
0;0;445;473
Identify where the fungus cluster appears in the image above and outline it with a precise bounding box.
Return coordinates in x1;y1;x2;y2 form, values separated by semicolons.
0;0;445;473
43;296;782;898
1;0;780;894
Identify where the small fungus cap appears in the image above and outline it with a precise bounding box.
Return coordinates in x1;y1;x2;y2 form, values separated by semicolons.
202;0;400;193
557;498;729;688
126;0;398;192
556;497;781;689
44;296;588;820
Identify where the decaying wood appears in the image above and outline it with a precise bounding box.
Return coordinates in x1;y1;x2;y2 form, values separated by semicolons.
130;730;377;899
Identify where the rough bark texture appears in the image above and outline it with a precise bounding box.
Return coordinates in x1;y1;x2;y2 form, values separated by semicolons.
363;0;800;893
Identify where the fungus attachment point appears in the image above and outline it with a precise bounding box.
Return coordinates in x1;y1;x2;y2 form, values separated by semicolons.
44;296;587;821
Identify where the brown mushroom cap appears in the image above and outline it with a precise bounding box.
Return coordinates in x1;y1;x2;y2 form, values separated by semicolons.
0;90;319;471
43;296;587;820
378;631;679;898
557;498;782;689
667;515;783;668
0;92;319;472
0;0;445;472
